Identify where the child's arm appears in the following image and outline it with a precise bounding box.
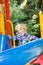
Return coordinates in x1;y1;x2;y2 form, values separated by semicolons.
12;36;17;40
8;35;17;40
30;35;38;41
8;35;12;39
8;35;25;40
27;34;38;41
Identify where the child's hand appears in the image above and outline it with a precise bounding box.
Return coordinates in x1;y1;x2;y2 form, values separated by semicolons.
26;35;32;42
8;35;12;39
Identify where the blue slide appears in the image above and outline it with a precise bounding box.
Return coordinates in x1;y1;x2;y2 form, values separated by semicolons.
0;35;43;65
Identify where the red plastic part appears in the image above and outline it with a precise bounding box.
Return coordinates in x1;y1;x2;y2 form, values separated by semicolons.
30;54;43;65
38;54;43;65
5;21;11;35
4;0;13;47
5;21;13;47
4;0;11;35
30;58;39;64
0;0;2;4
4;0;10;20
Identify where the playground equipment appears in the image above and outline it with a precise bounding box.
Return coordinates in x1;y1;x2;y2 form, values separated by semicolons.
0;0;43;65
29;11;43;65
0;38;43;65
0;35;10;51
39;11;43;38
0;0;15;47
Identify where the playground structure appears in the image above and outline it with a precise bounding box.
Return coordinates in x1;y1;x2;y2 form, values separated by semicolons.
39;11;43;38
0;0;43;65
0;0;15;47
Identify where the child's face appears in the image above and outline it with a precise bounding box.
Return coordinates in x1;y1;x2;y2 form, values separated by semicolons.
18;28;25;36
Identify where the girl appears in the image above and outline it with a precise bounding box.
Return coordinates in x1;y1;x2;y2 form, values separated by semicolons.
9;23;38;46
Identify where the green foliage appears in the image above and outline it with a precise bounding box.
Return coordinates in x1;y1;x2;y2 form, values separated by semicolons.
16;0;24;5
23;0;40;19
27;19;40;37
11;6;27;22
10;0;27;23
9;0;43;37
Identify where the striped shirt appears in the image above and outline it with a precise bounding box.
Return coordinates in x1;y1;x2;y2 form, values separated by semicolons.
12;33;38;46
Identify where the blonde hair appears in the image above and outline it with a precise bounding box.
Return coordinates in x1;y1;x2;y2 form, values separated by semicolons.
15;23;27;33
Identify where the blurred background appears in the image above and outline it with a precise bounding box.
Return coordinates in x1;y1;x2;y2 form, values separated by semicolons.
2;0;43;38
